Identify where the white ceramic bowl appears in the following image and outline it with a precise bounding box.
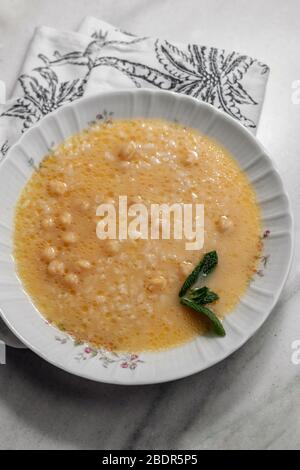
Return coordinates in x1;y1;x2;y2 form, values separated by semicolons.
0;90;293;384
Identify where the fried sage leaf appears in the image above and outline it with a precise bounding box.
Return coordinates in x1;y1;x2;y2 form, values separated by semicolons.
189;286;219;304
179;251;218;297
180;297;226;337
178;251;225;336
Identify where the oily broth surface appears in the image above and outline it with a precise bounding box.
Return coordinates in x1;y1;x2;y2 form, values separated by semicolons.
14;118;261;352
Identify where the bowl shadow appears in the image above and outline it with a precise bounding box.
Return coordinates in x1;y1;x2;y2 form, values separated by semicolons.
0;300;284;450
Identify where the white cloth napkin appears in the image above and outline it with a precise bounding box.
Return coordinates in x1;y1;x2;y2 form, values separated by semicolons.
0;17;269;347
0;15;269;162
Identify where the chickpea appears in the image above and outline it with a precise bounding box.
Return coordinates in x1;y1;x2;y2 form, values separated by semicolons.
136;293;145;304
130;195;143;204
95;295;106;304
119;161;131;169
59;211;72;226
146;275;167;292
104;240;120;255
142;143;155;152
217;215;233;233
144;303;153;314
64;163;74;176
42;246;57;261
118;283;128;295
168;139;177;149
64;273;79;287
47;259;65;276
82;200;90;211
48;180;68;196
185;150;199;165
41;204;52;214
41;217;55;229
75;200;90;212
180;261;193;277
77;259;92;270
118;141;137;161
62;232;77;244
103;151;115;161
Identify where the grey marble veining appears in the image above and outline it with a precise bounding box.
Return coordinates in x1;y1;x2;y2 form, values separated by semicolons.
0;0;300;450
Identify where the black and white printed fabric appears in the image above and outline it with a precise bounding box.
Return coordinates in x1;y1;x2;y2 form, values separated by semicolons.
0;16;270;160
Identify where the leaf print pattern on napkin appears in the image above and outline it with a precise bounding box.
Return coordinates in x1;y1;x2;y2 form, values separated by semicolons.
96;40;260;128
0;29;268;139
0;140;9;160
2;68;88;131
0;30;148;133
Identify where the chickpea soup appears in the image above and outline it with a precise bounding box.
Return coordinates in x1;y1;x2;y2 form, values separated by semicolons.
14;118;261;352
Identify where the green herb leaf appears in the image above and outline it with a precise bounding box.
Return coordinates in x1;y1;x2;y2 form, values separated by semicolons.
202;290;219;303
189;286;219;304
180;297;226;337
179;251;218;297
178;250;225;336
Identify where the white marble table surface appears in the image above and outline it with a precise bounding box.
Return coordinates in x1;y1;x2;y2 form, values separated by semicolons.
0;0;299;450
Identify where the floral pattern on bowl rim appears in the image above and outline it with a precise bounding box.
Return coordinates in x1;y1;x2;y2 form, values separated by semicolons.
54;333;144;370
